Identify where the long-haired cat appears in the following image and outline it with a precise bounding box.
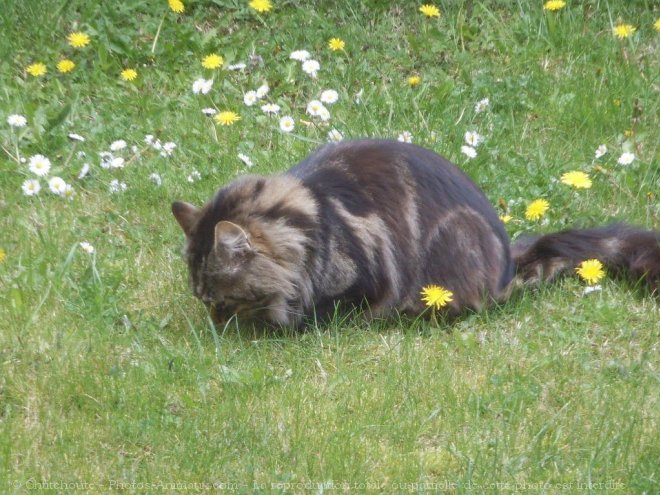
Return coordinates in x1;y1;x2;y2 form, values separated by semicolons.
172;140;659;326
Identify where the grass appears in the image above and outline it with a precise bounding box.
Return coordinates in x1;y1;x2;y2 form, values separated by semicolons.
1;0;658;493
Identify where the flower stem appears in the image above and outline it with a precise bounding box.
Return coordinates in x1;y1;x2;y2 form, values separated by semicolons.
151;14;166;54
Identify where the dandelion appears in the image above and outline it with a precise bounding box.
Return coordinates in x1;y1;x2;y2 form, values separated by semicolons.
243;91;258;106
617;152;635;166
576;259;606;285
67;31;90;48
397;131;413;143
302;59;320;78
68;133;85;142
22;179;41;196
149;172;162;186
279;116;295;132
238;153;254;168
26;62;47;77
613;24;636;39
187;169;201;183
214;111;241;126
48;176;67;195
328;38;345;51
261;103;280;114
543;1;566;11
79;241;95;254
419;4;441;18
7;114;27;127
407;75;421;87
256;83;270;98
0;248;5;263
121;68;137;81
461;145;477;159
560;171;592;189
464;131;483;147
499;214;512;224
594;144;607;159
290;50;311;61
109;179;127;193
168;0;185;13
202;54;223;69
328;129;344;143
202;107;217;116
306;100;326;117
249;0;272;13
192;78;213;94
655;18;660;32
110;139;127;151
28;154;51;176
320;89;339;104
475;97;490;113
421;284;453;310
525;199;550;221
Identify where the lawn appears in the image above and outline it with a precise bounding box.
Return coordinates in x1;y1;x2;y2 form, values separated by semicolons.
1;1;658;493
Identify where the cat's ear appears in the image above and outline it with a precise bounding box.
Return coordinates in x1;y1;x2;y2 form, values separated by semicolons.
214;221;252;255
172;201;201;237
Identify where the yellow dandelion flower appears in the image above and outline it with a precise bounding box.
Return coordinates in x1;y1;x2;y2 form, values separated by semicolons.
57;59;75;73
202;53;223;69
623;129;634;138
419;4;441;18
26;62;47;77
407;75;421;86
67;32;90;48
499;214;513;224
613;24;636;39
525;199;550;221
121;68;138;81
249;0;272;13
421;285;454;310
214;111;241;126
543;0;566;11
168;0;185;13
560;171;592;189
655;18;660;32
0;248;6;263
576;259;606;285
328;38;345;51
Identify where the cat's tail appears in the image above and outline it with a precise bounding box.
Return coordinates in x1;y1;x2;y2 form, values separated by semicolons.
511;223;660;292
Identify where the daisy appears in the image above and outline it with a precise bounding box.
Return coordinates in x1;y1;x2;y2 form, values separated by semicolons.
202;107;217;116
110;157;125;169
110;139;127;151
279;116;295;132
68;133;85;142
419;4;441;18
243;91;258;106
192;78;213;95
28;154;51;176
202;54;223;69
62;184;75;200
109;179;127;193
320;89;339;104
67;32;90;48
56;59;75;73
613;24;636;39
328;129;343;142
48;176;67;195
261;103;281;114
397;131;413;143
160;142;177;157
228;62;247;71
617;152;635;166
576;259;606;285
420;285;453;310
306;100;324;117
149;173;162;186
249;0;272;13
77;163;90;179
328;38;345;51
583;285;602;295
187;170;201;183
464;131;483;147
302;59;320;78
168;0;185;13
317;106;331;122
99;151;113;168
121;68;137;81
26;63;47;77
461;145;477;159
79;241;95;254
22;179;41;196
560;171;592;189
475;97;490;113
256;83;270;98
594;144;607;159
214;111;241;126
238;153;254;168
7;114;27;127
290;50;311;62
144;135;154;145
525;199;550;221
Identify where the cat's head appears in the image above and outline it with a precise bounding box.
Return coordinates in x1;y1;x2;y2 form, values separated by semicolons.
171;197;310;326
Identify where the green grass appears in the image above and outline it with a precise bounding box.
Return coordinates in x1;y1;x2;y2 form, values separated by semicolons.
1;1;658;493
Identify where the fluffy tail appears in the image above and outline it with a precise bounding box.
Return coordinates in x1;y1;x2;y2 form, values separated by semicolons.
511;224;660;292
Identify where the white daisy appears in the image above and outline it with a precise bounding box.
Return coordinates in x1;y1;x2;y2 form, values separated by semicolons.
202;107;217;116
464;131;483;147
68;133;85;142
149;173;162;186
21;179;40;196
99;152;113;169
243;91;258;106
320;89;339;105
160;142;176;157
144;134;154;145
62;184;75;201
228;62;247;71
238;153;254;168
397;131;413;143
28;154;51;177
302;59;320;78
256;83;270;99
110;157;125;169
48;176;67;195
290;50;311;61
78;163;90;179
279;116;295;133
110;140;127;151
595;145;608;159
192;78;213;95
328;129;343;143
151;139;163;151
461;145;477;159
617;152;635;166
76;150;87;158
306;100;325;117
317;107;331;121
583;285;602;295
7;114;27;127
109;179;127;193
187;170;201;183
474;98;490;113
261;103;281;115
79;242;95;254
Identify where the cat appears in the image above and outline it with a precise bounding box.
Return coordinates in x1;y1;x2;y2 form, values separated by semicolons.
172;139;659;327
